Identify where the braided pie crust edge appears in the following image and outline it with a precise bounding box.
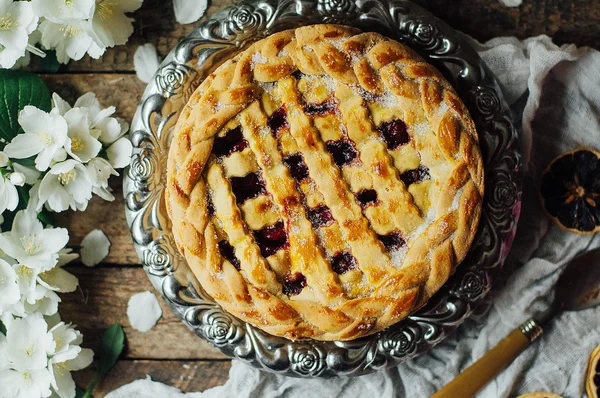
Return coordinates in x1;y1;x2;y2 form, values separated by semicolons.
166;25;484;341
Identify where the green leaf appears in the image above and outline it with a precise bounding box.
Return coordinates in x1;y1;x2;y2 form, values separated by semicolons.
75;386;86;398
0;70;51;149
98;324;125;375
83;324;125;398
0;320;6;336
41;50;61;73
12;156;36;168
38;209;55;226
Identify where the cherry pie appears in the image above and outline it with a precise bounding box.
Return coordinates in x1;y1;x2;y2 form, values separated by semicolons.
166;24;484;341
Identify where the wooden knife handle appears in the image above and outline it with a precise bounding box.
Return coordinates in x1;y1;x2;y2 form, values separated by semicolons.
432;318;543;398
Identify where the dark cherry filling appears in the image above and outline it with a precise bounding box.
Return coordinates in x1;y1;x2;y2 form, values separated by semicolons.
268;107;288;134
218;240;241;270
304;98;338;116
253;221;289;257
378;119;410;150
212;126;248;157
326;140;358;167
282;272;307;296
230;172;267;204
356;189;378;208
377;232;406;252
307;205;334;228
291;70;303;80
284;154;309;182
206;196;216;217
400;165;431;186
596;360;600;373
331;251;357;274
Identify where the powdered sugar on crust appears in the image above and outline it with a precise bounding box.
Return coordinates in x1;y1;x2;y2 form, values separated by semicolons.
250;52;268;68
300;73;338;94
258;81;277;96
409;122;430;138
390;246;408;268
451;187;464;211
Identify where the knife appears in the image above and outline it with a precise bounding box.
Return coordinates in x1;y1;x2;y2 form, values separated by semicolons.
433;248;600;398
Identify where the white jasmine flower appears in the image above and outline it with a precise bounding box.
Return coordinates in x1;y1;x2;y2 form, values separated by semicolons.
127;291;162;332
0;259;19;306
80;229;110;267
52;92;129;147
87;157;117;201
7;171;25;186
48;345;93;398
134;43;161;83
0;172;19;214
46;322;78;356
85;0;143;49
37;264;78;294
57;248;78;267
0;0;39;69
64;108;102;163
12;163;41;185
23;288;60;316
13;264;41;304
173;0;208;24
0;151;9;167
31;0;95;23
0;210;69;271
106;137;133;169
0;333;9;370
11;28;41;70
36;247;78;295
73;92;127;144
0;367;52;398
5;106;68;171
5;312;49;369
38;19;95;64
38;160;93;212
50;93;72;117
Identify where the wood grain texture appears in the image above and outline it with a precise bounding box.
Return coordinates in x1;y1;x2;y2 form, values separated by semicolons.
59;266;227;360
73;360;231;397
29;0;600;74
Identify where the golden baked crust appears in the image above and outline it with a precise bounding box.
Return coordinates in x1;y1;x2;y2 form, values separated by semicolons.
166;24;484;341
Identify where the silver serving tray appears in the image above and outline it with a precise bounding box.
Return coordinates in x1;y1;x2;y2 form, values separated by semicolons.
124;0;521;378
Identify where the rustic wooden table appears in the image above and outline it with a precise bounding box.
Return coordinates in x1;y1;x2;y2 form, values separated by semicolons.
42;0;599;395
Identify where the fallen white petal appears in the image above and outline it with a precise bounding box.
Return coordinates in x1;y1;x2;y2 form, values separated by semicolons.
173;0;208;24
80;229;111;267
127;291;162;333
498;0;521;6
134;43;161;83
106;376;203;398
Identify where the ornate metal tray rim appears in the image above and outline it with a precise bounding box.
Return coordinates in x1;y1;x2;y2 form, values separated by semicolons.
124;0;522;378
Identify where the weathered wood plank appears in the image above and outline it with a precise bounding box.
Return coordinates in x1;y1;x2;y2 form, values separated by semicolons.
60;267;227;360
29;0;600;74
41;74;146;121
73;360;231;396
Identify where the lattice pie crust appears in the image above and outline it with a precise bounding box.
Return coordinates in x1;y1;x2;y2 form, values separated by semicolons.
166;25;484;341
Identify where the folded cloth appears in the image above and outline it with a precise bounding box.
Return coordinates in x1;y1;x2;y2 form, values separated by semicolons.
108;35;600;398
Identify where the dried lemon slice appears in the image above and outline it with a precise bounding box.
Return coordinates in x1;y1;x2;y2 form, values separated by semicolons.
587;344;600;398
517;393;562;398
540;148;600;234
